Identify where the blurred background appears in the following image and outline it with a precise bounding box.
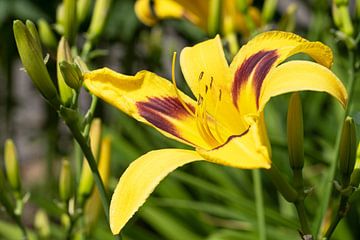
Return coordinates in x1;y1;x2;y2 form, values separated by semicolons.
0;0;359;239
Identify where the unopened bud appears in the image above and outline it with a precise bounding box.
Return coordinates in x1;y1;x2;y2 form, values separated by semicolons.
236;0;248;13
332;2;342;28
37;19;57;49
262;0;278;23
59;159;73;202
208;0;221;37
57;37;74;106
339;117;357;186
13;20;60;108
60;61;83;90
63;0;77;44
87;0;112;42
287;93;304;170
4;139;21;192
350;169;360;188
77;0;91;25
56;3;65;34
34;209;50;238
25;20;42;53
78;119;102;205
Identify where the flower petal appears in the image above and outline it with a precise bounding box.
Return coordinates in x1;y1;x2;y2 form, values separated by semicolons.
259;60;348;111
109;149;204;234
84;68;212;149
196;116;271;169
180;36;247;136
135;0;206;28
229;31;334;115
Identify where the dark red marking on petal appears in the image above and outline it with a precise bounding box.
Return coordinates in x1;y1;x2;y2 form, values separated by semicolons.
136;97;195;141
232;51;270;108
212;127;250;150
254;51;279;108
232;50;279;109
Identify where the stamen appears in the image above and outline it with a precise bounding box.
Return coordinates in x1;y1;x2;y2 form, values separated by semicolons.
171;52;195;117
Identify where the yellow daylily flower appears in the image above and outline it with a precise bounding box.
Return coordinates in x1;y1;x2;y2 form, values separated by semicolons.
84;31;348;234
134;0;261;36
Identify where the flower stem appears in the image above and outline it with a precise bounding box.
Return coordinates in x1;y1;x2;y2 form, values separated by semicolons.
324;194;350;238
252;169;266;240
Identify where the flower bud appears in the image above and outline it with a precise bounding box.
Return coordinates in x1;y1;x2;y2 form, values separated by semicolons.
338;5;353;36
262;0;278;23
59;159;73;202
236;0;248;13
56;3;65;34
59;61;83;90
25;20;42;53
339;117;357;186
287;93;304;170
77;0;91;25
4;139;21;192
57;37;74;106
13;20;60;108
84;136;111;232
77;119;102;205
350;169;360;188
37;18;58;49
63;0;77;44
332;2;342;28
34;209;50;239
208;0;221;37
87;0;112;42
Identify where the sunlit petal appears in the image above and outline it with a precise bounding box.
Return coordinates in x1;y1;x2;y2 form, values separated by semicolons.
84;68;212;149
259;60;348;111
109;149;204;234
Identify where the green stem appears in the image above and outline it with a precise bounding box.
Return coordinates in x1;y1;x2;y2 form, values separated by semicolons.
265;164;298;203
252;169;266;240
324;194;350;238
314;49;357;237
64;117;110;222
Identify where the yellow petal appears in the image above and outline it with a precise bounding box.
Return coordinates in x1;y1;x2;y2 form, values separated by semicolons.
135;0;205;28
180;36;247;137
84;68;213;149
197;117;271;169
259;60;348;111
109;149;204;234
229;31;334;116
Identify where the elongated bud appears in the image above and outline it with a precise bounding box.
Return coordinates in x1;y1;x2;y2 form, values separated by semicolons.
332;2;342;28
350;145;360;187
78;119;102;205
57;37;74;106
56;3;65;34
262;0;278;23
4;139;21;192
38;19;58;49
287;93;304;170
63;0;77;44
77;0;91;25
60;61;83;90
339;117;357;186
26;20;42;53
208;0;221;37
59;159;73;202
34;209;50;239
333;0;353;36
84;136;111;232
13;20;60;108
87;0;112;42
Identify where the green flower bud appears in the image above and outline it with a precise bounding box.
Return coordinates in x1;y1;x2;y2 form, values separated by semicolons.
350;169;360;188
56;3;65;34
34;209;50;239
57;37;74;106
332;2;342;28
87;0;112;42
59;159;73;202
63;0;77;44
208;0;221;37
13;20;60;108
287;93;304;170
77;0;91;25
262;0;278;23
25;20;42;53
4;139;21;192
339;117;357;186
78;119;102;205
338;5;353;36
37;18;58;49
59;61;83;90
